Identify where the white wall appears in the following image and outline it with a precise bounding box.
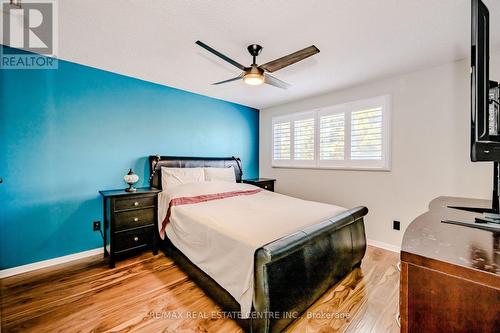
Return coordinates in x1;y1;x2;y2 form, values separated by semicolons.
260;54;500;249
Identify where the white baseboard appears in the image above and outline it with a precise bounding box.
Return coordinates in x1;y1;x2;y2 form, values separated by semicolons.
0;240;399;278
0;247;103;279
367;239;401;253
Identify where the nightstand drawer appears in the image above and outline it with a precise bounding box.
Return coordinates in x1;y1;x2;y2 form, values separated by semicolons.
114;196;155;211
114;208;154;231
259;182;274;191
114;226;153;253
242;178;276;192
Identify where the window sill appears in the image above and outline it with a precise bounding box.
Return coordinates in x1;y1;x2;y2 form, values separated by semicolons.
271;165;391;172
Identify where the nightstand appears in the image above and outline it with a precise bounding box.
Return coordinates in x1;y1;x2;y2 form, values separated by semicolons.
242;178;276;192
99;187;161;268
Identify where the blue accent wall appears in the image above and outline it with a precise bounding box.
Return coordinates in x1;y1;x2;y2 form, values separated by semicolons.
0;46;259;269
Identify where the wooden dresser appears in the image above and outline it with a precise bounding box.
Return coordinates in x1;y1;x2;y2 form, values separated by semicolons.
400;196;500;333
99;187;160;268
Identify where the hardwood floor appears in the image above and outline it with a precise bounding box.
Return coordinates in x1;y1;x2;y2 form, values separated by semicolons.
0;246;400;333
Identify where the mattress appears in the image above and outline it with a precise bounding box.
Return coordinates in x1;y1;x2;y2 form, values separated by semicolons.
157;181;346;318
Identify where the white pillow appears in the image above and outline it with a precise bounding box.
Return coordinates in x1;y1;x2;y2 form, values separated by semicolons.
204;167;236;183
161;167;205;190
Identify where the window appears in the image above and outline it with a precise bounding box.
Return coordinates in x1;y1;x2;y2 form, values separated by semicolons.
271;95;390;170
319;113;345;161
272;111;316;167
272;121;291;161
293;117;315;161
351;107;383;161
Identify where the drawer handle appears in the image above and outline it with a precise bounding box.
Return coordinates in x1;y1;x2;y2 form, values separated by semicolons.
264;185;268;189
134;236;139;242
133;217;139;222
134;202;139;206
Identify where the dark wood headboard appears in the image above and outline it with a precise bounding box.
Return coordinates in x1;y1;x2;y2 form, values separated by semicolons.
148;155;243;190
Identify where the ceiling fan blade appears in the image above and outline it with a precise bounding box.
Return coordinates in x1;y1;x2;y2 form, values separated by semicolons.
212;74;244;85
196;40;246;71
259;45;320;73
264;73;291;89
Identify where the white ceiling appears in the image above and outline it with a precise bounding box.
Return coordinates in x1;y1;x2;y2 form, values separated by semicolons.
5;0;500;109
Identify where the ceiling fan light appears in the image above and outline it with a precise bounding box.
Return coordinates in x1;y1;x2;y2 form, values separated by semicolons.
243;73;264;86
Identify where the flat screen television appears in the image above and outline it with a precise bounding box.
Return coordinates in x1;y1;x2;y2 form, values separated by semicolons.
471;0;500;162
442;0;500;228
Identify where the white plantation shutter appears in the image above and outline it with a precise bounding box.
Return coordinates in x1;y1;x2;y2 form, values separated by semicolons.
294;118;315;160
272;121;291;161
319;112;345;161
351;107;383;160
271;95;390;170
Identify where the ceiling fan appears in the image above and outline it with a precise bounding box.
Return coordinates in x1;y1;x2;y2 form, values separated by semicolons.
196;41;320;89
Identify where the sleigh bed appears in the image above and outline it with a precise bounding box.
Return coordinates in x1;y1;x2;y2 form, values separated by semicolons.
149;155;368;333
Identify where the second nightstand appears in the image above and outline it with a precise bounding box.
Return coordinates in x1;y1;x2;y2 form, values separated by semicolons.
242;178;276;192
99;187;161;268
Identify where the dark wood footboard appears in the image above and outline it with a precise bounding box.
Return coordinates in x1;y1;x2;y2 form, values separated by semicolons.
159;206;367;333
252;206;368;333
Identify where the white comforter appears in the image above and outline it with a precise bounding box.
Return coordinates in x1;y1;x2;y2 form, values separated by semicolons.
158;181;346;318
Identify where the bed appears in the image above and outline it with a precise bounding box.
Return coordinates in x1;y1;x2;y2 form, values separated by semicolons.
149;155;368;333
